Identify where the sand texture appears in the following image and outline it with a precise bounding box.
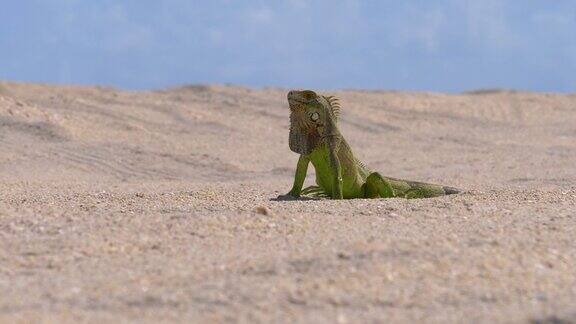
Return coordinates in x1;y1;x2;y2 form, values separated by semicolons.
0;81;575;323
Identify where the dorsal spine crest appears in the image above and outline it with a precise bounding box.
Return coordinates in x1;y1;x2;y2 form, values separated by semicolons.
323;95;341;120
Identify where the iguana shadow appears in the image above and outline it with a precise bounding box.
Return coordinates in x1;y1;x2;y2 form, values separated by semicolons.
270;195;323;202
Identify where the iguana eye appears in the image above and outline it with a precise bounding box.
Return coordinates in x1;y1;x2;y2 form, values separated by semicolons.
310;112;319;121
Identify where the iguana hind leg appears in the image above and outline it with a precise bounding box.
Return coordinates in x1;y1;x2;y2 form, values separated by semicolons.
363;172;396;198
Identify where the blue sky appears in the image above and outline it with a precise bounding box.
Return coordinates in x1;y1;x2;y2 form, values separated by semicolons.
1;0;575;92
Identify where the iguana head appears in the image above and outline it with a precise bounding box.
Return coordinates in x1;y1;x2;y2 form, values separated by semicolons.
287;90;340;155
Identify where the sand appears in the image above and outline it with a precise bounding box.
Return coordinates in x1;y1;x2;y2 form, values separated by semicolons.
0;81;575;323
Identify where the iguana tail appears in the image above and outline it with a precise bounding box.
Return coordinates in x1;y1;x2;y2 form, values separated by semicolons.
365;172;461;199
389;177;460;198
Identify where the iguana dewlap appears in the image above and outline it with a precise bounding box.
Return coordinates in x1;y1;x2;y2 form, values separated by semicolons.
285;90;460;199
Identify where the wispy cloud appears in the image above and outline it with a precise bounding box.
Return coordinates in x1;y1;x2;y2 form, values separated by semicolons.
245;6;275;25
457;0;517;49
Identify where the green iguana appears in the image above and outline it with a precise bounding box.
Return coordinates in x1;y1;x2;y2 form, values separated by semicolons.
283;90;460;199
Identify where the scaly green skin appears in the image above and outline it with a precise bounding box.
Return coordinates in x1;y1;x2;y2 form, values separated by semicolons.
285;90;460;199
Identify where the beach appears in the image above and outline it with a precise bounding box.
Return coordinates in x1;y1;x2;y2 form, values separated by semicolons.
1;81;575;322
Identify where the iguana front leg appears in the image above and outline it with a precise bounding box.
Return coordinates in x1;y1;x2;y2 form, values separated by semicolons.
287;155;310;197
327;137;343;199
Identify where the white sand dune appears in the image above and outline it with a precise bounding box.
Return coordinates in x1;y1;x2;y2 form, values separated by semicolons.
0;81;575;322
